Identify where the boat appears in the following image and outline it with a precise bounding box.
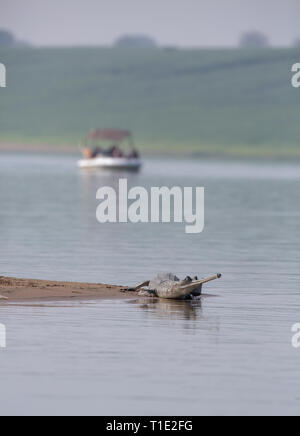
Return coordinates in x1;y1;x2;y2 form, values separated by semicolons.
77;128;142;171
78;155;142;170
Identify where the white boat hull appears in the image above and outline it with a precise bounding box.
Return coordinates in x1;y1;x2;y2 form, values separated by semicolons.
77;156;142;170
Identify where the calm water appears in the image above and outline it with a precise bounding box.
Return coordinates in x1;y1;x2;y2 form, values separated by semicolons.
0;152;300;415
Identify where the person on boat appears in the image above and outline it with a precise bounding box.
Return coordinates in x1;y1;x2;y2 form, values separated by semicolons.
82;147;103;159
128;149;139;159
112;146;124;158
91;147;103;158
105;145;118;157
105;145;123;158
83;148;93;159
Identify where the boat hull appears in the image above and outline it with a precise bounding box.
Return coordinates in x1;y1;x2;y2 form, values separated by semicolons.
77;157;142;171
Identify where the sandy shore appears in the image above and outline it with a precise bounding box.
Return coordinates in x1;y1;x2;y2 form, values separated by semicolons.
0;276;134;301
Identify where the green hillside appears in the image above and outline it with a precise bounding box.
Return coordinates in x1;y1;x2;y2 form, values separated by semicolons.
0;46;300;158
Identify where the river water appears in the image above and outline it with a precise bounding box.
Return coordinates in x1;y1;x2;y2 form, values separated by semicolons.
0;152;299;415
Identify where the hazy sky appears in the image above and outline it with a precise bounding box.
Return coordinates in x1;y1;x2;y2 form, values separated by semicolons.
0;0;299;47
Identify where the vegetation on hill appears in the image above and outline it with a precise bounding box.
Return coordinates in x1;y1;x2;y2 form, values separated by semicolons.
0;46;300;158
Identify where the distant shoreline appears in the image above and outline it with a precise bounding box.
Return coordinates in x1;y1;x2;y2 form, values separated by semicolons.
1;141;300;161
0;142;78;154
0;276;133;301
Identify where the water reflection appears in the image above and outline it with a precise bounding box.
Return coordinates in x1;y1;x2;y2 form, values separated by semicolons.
132;297;202;320
129;297;220;334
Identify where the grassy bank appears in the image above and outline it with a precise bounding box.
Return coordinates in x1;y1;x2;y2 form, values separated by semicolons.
1;46;300;158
